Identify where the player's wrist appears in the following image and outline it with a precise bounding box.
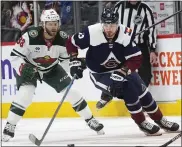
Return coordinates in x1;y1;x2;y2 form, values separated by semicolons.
150;48;156;53
70;53;78;59
120;66;130;76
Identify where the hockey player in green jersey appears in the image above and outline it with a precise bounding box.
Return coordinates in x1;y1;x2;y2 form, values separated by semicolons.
2;9;104;142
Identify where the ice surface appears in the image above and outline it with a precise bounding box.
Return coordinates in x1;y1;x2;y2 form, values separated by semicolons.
2;116;181;146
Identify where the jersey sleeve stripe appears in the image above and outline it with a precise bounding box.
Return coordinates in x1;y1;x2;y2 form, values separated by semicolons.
125;51;142;60
10;52;18;56
58;59;64;62
12;49;26;58
59;56;71;60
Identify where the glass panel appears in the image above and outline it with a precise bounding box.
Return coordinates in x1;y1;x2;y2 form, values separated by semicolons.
80;1;99;30
145;1;175;35
38;1;74;35
59;1;74;35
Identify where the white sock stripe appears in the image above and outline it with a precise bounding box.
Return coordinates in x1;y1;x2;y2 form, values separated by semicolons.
126;99;140;106
72;98;84;107
12;102;26;110
142;99;154;108
146;106;158;114
139;88;149;99
128;107;143;114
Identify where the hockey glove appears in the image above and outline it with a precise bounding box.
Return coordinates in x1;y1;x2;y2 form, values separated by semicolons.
69;58;86;79
19;63;38;81
109;67;131;98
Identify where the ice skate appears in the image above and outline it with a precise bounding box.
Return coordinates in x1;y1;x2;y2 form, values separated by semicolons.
155;117;180;133
86;117;105;135
96;92;112;109
96;99;110;109
2;122;16;142
138;120;162;136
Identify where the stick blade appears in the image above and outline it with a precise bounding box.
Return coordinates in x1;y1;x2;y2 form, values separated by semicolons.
29;134;41;146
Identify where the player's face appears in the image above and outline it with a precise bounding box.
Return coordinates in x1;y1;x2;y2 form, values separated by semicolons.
102;23;118;38
45;21;59;37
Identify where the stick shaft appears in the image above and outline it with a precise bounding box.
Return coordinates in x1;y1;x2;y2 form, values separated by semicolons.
160;132;181;147
39;75;77;144
135;9;182;36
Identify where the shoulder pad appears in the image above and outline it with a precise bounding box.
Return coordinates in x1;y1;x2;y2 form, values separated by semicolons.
59;31;68;39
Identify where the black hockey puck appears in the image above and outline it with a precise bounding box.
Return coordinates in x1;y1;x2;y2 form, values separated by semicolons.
67;144;74;147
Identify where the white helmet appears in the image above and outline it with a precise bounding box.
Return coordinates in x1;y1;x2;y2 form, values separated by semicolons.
40;9;60;24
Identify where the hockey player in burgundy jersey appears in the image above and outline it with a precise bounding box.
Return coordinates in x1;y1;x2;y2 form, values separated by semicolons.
2;9;104;142
66;8;180;136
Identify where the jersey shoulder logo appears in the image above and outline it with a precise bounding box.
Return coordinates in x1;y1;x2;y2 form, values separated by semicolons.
28;30;38;38
124;27;132;36
60;31;68;39
133;15;143;25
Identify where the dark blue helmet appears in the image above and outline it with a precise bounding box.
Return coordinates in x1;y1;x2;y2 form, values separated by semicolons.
101;7;119;24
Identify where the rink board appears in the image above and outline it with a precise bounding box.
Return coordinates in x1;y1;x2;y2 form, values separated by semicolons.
2;99;181;118
1;35;182;118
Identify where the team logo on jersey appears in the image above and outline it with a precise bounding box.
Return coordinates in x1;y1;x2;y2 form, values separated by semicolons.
60;31;68;39
133;15;143;25
34;47;40;53
100;52;121;69
33;55;57;67
29;30;38;38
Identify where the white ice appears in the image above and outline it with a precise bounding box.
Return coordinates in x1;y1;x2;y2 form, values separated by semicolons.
1;116;181;146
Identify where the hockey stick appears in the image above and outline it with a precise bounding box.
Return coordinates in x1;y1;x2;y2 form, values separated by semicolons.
159;132;181;147
136;132;181;147
29;74;77;146
135;9;182;36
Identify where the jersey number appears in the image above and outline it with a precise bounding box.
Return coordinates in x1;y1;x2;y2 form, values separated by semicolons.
17;37;25;47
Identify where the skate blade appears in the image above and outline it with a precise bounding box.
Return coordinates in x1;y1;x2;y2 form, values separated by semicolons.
164;128;181;133
97;129;105;135
1;134;12;142
145;131;162;136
